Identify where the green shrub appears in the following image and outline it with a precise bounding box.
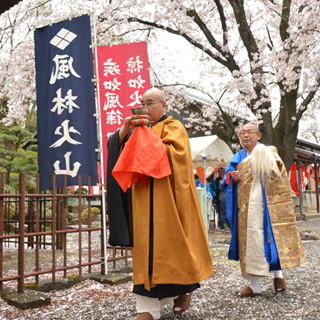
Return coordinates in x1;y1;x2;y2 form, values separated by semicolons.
81;207;100;224
72;204;88;214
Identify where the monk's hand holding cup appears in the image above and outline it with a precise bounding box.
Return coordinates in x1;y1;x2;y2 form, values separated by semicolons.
131;114;149;127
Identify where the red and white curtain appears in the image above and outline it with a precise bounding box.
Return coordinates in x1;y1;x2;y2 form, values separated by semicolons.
289;164;311;196
310;165;320;185
289;164;320;196
70;163;102;194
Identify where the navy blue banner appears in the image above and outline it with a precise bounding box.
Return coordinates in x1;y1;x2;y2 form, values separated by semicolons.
35;15;99;191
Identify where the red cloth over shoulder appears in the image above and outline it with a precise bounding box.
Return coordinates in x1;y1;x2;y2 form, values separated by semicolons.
112;125;172;192
226;171;232;186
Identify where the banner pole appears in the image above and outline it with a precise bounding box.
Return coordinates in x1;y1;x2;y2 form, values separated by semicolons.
92;2;108;275
148;42;154;87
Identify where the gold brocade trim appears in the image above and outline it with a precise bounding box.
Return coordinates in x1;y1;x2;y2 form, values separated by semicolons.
237;157;259;276
236;150;305;276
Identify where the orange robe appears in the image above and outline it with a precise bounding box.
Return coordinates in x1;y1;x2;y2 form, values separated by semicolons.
131;116;213;290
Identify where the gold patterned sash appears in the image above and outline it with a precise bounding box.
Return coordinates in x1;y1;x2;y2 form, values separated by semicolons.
236;148;305;276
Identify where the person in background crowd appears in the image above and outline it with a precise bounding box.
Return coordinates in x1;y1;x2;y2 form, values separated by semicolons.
211;167;227;229
195;174;215;228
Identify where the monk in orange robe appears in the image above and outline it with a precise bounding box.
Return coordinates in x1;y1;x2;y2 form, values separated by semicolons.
107;88;213;320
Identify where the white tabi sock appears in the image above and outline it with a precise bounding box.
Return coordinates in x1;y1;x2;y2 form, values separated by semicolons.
243;276;261;294
273;270;284;278
150;311;161;320
273;270;285;291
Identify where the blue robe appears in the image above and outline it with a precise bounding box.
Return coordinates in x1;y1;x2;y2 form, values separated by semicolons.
221;149;281;271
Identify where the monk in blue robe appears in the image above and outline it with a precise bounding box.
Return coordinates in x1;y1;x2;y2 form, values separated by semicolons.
222;123;305;297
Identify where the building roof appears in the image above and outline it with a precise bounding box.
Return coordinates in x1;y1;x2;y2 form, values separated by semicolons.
296;138;320;153
295;138;320;164
0;0;22;15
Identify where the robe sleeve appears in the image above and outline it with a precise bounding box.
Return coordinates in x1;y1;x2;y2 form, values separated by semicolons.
160;121;198;232
221;158;238;260
106;130;134;247
221;150;247;261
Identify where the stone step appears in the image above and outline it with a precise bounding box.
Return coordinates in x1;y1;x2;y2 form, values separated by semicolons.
84;272;132;285
1;292;51;309
304;212;320;220
296;211;320;221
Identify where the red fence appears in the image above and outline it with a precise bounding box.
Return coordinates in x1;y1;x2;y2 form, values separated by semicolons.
0;173;132;293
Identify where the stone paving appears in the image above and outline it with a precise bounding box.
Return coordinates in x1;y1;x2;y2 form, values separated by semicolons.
1;218;320;319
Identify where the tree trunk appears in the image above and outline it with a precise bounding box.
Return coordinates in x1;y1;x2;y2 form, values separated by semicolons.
273;88;299;172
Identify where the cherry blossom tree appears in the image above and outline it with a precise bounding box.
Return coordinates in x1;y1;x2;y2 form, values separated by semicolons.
98;0;320;170
300;121;320;144
0;0;100;124
1;0;320;171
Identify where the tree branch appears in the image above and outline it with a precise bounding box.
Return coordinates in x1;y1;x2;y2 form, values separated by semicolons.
127;17;231;68
228;0;259;61
214;0;228;46
266;26;275;50
297;78;320;120
186;6;239;72
279;0;291;42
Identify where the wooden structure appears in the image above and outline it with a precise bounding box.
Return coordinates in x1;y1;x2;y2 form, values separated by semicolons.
0;173;132;294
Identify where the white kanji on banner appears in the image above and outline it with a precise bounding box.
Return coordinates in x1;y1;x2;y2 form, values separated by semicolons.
95;42;151;178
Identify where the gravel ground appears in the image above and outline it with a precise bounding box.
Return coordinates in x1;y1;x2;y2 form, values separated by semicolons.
1;218;320;320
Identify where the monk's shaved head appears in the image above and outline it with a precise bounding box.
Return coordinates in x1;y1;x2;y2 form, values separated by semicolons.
143;88;165;101
239;123;261;154
241;123;259;132
141;88;167;126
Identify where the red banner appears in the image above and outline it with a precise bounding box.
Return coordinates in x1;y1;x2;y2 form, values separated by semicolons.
94;42;151;177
